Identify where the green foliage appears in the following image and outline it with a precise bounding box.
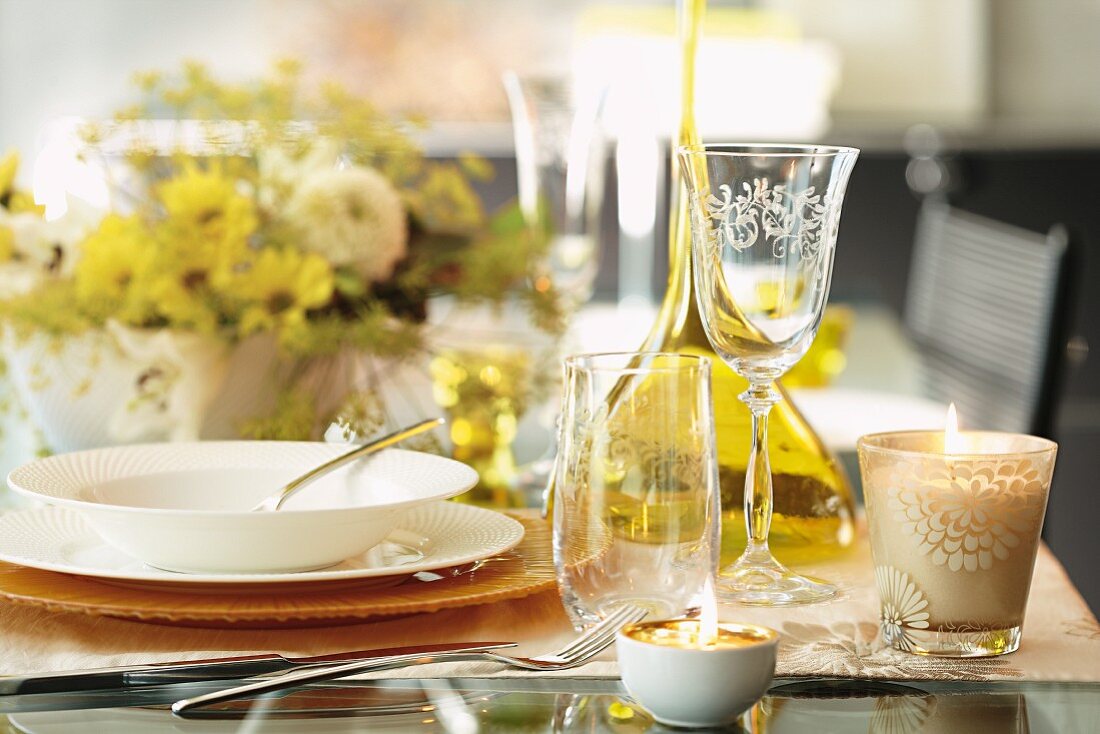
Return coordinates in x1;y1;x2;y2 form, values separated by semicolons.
238;388;316;440
0;283;99;337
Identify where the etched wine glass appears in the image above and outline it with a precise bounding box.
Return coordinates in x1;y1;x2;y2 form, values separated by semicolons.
678;143;859;605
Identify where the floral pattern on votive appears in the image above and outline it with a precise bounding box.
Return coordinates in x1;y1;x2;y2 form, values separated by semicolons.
777;619;1023;681
935;621;1020;655
887;459;1047;572
875;566;930;652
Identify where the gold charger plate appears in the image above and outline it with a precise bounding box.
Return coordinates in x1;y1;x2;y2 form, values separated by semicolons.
0;515;554;629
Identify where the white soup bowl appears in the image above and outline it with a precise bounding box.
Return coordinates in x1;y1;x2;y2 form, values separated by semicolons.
8;442;478;574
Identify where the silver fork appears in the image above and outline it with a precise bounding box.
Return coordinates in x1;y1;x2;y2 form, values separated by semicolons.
172;604;647;715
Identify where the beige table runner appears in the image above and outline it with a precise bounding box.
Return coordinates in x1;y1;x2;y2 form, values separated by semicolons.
1;539;1097;684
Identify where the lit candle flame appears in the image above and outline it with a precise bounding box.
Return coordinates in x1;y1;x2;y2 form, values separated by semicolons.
944;402;965;454
699;575;719;647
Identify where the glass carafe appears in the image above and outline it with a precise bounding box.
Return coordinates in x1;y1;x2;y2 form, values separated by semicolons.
641;0;855;566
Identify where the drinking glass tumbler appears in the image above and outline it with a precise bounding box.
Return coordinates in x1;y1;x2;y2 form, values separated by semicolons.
553;352;720;629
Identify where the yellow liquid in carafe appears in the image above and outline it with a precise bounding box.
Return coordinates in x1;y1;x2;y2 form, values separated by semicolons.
640;0;856;566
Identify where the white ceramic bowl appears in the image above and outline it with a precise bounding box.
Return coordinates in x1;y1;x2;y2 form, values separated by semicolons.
7;442;478;574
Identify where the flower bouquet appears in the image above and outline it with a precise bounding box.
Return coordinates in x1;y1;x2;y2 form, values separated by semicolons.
0;61;562;453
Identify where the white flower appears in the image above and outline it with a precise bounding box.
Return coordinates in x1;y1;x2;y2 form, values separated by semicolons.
256;140;343;212
875;565;930;652
0;197;100;296
284;165;408;282
0;260;45;297
105;320;229;443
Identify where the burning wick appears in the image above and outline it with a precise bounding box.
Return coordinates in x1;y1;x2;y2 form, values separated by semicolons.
698;576;719;648
944;402;964;478
944;403;964;453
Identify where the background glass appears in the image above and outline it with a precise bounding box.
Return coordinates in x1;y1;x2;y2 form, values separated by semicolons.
553;352;719;629
503;71;608;498
680;143;858;606
503;71;607;311
428;299;559;509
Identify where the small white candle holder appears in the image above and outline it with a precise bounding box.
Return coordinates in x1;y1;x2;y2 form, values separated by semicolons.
616;619;778;728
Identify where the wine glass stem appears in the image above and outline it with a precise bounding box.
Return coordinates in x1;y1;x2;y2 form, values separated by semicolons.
741;381;780;562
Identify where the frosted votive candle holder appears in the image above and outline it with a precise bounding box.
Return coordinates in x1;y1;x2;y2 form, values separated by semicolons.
858;431;1057;657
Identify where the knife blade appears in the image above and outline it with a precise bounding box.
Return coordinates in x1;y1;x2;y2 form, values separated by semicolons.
0;641;515;696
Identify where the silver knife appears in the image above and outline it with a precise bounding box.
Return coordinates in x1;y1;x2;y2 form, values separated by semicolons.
0;641;515;696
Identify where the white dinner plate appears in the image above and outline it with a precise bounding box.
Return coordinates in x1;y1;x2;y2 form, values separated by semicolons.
0;501;524;588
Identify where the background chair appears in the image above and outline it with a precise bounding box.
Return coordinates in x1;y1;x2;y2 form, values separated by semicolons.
903;200;1076;438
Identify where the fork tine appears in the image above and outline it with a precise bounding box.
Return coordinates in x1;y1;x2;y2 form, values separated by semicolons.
554;604;638;658
559;606;648;664
563;606;647;662
559;605;647;662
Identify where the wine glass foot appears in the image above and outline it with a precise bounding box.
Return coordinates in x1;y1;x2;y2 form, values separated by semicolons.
716;554;837;607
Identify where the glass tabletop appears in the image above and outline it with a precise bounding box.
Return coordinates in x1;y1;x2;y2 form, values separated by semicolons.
1;676;1097;732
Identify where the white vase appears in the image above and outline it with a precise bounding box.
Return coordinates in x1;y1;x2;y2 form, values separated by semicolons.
2;322;240;452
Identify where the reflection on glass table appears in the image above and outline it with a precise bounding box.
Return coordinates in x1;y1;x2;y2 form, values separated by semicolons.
783;305;854;389
2;677;1098;732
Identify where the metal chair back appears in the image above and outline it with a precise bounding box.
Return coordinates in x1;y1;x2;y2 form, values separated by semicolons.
904;201;1072;436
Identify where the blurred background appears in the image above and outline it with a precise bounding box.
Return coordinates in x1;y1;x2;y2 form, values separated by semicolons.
0;0;1097;609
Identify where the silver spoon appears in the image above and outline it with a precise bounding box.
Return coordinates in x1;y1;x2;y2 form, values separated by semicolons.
251;418;445;512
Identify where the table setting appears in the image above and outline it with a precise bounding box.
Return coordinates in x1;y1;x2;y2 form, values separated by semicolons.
1;0;1100;731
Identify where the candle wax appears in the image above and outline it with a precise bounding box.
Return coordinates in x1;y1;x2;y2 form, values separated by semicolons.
624;620;775;650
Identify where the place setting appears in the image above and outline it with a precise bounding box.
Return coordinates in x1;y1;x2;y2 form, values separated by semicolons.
0;423;555;626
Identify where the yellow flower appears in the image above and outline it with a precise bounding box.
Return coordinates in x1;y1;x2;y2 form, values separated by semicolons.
6;192;45;215
408;163;484;233
74;214;156;320
0;223;14;262
0;150;18;199
157;162;257;263
148;275;220;332
132;69;162;93
233;248;334;337
0;151;44;215
150;224;239;330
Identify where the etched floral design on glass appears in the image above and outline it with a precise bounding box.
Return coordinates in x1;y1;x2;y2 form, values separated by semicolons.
875;566;930;652
692;177;833;263
568;398;707;508
887;459;1048;572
